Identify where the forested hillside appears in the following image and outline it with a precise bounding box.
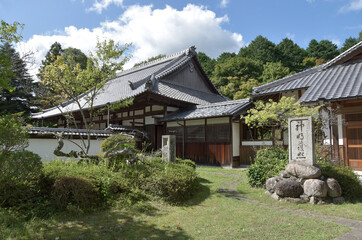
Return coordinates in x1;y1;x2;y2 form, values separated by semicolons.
197;33;362;100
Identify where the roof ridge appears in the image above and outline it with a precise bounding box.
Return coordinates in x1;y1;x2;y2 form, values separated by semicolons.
116;46;196;77
129;51;194;91
253;41;362;95
253;64;323;93
322;40;362;70
196;99;249;109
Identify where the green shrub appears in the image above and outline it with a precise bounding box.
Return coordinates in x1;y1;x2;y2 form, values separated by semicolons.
319;163;362;201
0;151;44;214
247;147;288;187
143;162;198;203
0;151;42;183
101;134;136;154
100;134;138;169
43;160;135;208
52;176;98;210
176;158;196;169
0;114;29;154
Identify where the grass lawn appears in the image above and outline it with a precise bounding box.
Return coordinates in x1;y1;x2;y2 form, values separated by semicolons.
1;167;359;240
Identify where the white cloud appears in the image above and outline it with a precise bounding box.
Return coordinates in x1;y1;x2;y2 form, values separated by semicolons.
286;33;295;41
220;0;229;8
331;39;341;47
18;4;243;78
306;0;315;3
87;0;124;14
345;24;362;30
339;0;362;13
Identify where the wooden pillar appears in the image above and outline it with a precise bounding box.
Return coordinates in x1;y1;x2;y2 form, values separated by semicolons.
342;113;348;166
229;116;232;167
331;104;341;162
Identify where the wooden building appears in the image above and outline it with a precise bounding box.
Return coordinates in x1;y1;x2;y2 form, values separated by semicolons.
32;46;252;166
251;41;362;170
32;43;362;169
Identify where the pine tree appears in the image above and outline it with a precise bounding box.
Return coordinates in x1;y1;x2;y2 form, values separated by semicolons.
0;43;36;115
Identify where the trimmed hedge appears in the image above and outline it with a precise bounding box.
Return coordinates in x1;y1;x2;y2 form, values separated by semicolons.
52;176;98;209
142;162;198;203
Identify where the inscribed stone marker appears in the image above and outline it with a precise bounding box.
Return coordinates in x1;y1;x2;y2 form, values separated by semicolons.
288;116;315;165
162;135;176;162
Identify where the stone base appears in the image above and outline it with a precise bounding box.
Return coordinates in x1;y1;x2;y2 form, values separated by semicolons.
266;163;344;205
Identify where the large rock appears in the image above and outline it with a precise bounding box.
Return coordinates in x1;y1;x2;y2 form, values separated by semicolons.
279;170;291;178
303;179;328;197
266;176;283;193
275;179;303;198
285;162;321;179
326;178;342;197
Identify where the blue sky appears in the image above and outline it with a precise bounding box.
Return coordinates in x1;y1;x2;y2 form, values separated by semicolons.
1;0;361;76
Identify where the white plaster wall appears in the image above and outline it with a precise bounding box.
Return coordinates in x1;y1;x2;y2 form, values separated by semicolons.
232;122;240;157
167;121;180;127
167;106;179;112
145;116;155;125
27;138;105;161
185;119;205;126
152;105;164;111
207;117;229;124
242;141;273;146
281;91;299;99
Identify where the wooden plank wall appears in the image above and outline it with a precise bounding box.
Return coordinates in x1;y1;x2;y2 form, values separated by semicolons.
176;142;231;166
239;146;259;165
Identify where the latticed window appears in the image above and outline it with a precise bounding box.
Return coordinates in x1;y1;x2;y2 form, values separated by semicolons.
166;126;183;142
207;124;230;143
186;125;205;142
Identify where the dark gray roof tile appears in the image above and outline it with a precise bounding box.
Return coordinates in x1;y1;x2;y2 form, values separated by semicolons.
32;46;226;119
27;127;112;137
252;41;362;98
161;99;251;121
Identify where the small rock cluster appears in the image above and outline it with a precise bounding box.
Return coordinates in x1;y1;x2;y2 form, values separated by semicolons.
266;162;344;204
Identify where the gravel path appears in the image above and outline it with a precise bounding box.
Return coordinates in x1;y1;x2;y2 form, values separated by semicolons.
202;170;362;240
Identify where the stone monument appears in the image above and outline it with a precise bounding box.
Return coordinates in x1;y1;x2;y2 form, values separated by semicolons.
288;116;315;165
265;116;344;204
161;135;176;162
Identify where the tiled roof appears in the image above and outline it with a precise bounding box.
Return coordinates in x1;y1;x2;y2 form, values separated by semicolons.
161;99;251;121
252;65;322;96
252;41;362;104
27;127;112;137
157;81;228;105
300;59;362;103
32;46;225;119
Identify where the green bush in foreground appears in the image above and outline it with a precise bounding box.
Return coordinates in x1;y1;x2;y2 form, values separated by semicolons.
142;162;198;203
247;147;288;187
176;158;196;169
41;157;198;211
0;151;44;214
0;151;42;183
319;162;362;201
42;160;134;208
100;134;137;167
52;176;98;210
